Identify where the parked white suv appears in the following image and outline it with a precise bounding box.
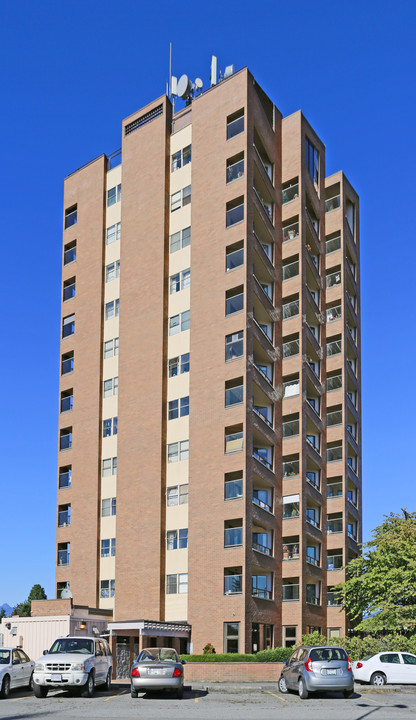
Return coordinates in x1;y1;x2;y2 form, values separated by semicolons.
33;636;112;698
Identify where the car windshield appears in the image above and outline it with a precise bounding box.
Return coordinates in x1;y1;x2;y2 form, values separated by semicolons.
49;638;94;655
0;650;10;664
310;647;347;662
137;648;178;663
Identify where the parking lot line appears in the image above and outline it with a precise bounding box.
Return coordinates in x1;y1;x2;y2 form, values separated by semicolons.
364;696;380;704
264;690;288;703
103;689;128;702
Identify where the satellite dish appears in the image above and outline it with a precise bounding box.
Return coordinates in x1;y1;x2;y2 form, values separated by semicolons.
195;78;203;90
61;588;73;599
177;74;192;99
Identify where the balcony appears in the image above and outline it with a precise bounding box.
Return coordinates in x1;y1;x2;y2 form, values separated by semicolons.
253;274;273;306
283;459;299;479
253;488;273;513
227;158;244;184
327;409;342;427
306;470;320;491
283;542;299;561
327;374;342;392
328;519;343;535
282;259;299;281
253;448;273;471
283;379;300;398
283;338;300;359
252;540;273;557
253;317;273;346
327;553;343;570
57;550;70;566
282;183;299;205
224;525;243;548
327;445;342;463
282;299;299;320
253;406;273;430
325;235;341;255
224;574;243;595
327;482;343;498
283;221;299;243
306;509;320;529
58;510;70;527
327;591;342;607
59;470;71;489
326;305;342;323
283;419;299;438
327;339;342;357
306;550;320;567
253;186;273;225
283;502;300;520
326;270;341;289
282;583;299;601
253;361;274;388
325;195;341;213
252;587;273;600
226;290;244;316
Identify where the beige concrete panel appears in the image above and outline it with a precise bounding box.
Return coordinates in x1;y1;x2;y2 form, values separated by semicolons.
170;125;192;154
100;557;116;576
104;278;120;303
167;373;190;401
106;204;121;226
166;416;189;443
168;287;191;315
103;317;119;340
102;356;119;377
165;595;188;622
170;206;191;234
105;240;121;265
166;503;189;530
101;435;118;456
167;330;190;357
170;165;192;194
166;461;189;483
168;246;191;275
102;395;118;416
101;477;117;496
106;165;122;189
100;516;116;535
99;597;115;611
166;550;188;574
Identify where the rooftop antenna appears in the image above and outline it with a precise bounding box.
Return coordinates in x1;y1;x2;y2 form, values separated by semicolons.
210;55;217;86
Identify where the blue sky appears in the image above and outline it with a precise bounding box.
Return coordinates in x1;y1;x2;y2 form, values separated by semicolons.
1;0;415;606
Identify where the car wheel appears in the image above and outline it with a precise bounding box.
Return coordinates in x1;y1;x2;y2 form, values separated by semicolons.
0;675;10;699
298;678;309;699
28;672;34;690
103;670;112;692
278;676;288;693
370;672;386;686
344;689;354;698
176;686;183;700
81;672;95;698
33;683;48;698
130;682;139;698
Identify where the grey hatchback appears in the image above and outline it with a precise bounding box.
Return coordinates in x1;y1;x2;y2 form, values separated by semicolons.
278;645;354;699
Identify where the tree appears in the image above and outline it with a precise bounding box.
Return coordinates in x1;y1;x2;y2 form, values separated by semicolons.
337;510;416;633
0;608;6;621
12;584;47;617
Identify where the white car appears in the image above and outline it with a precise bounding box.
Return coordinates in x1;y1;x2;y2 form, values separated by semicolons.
0;647;34;698
33;636;112;698
353;651;416;685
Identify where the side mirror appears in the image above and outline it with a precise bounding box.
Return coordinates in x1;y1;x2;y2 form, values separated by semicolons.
181;659;187;665
43;650;48;655
283;659;288;665
95;650;103;657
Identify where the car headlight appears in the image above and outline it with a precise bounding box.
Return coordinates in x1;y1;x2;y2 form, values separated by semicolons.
35;664;44;671
71;663;85;671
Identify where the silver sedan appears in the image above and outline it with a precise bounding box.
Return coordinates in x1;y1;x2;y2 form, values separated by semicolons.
130;648;185;699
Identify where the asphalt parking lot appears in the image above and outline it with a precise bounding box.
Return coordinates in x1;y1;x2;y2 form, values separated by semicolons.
2;683;416;720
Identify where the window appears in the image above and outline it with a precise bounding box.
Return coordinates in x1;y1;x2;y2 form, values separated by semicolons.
167;484;189;506
169;310;190;335
167;530;177;550
102;457;117;476
283;494;300;519
61;351;74;376
227;152;244;183
226;197;244;227
168;400;178;420
167;440;189;463
101;538;116;557
58;542;70;566
283;626;297;648
60;389;73;413
282;257;299;281
179;528;188;548
181;309;190;331
106;222;121;245
171;186;191;211
169;268;190;294
168;397;189;420
224;622;240;653
226;241;244;271
63;277;76;301
100;579;115;598
170;226;191;252
103;417;118;437
305;137;319;185
101;497;116;516
57;581;70;598
226;286;244;316
65;205;77;229
182;185;191;206
166;573;188;594
225;378;243;407
224;520;243;547
64;240;76;265
224;567;243;595
105;299;119;320
103;337;119;358
225;331;243;361
181;396;189;416
59;465;71;489
224;471;243;500
227;109;244;140
62;314;75;338
171;144;191;171
60;428;72;451
58;507;72;533
107;184;121;206
103;376;118;398
105;260;120;282
168;353;190;377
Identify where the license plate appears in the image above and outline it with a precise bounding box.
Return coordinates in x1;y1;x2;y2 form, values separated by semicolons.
51;674;62;681
149;669;162;676
326;669;337;675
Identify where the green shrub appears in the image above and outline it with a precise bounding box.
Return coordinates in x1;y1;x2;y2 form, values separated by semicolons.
179;653;257;663
255;647;292;662
202;643;216;654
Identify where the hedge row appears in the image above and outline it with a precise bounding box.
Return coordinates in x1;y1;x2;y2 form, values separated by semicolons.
180;634;416;663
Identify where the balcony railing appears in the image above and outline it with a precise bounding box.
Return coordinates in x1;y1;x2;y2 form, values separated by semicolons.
306;514;320;529
226;293;244;316
282;183;299;204
327;446;342;462
283;299;299;320
63;284;75;301
224;575;243;595
253;317;273;344
282;221;299;243
283;584;299;601
64;246;76;265
328;556;343;570
227;159;244;183
306;594;320;606
326;306;342;322
327;339;342;357
327;374;342;392
225;386;244;407
283;260;299;281
328;521;343;534
253;361;273;386
253;186;273;223
253;406;273;429
253;274;273;302
253;450;273;470
306;554;320;567
57;551;70;566
224;528;243;547
283;503;300;519
59;471;71;489
60;434;72;451
327;592;342;607
306;471;320;490
327;410;342;426
58;511;70;527
253;143;273;181
325;235;341;254
326;270;341;288
253;495;273;513
252;588;272;600
252;541;272;556
283;420;299;438
283;543;299;560
325;195;341;213
283;339;300;358
327;484;343;498
283;460;299;478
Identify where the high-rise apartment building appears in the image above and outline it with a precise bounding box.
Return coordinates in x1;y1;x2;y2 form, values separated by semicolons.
56;66;361;654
